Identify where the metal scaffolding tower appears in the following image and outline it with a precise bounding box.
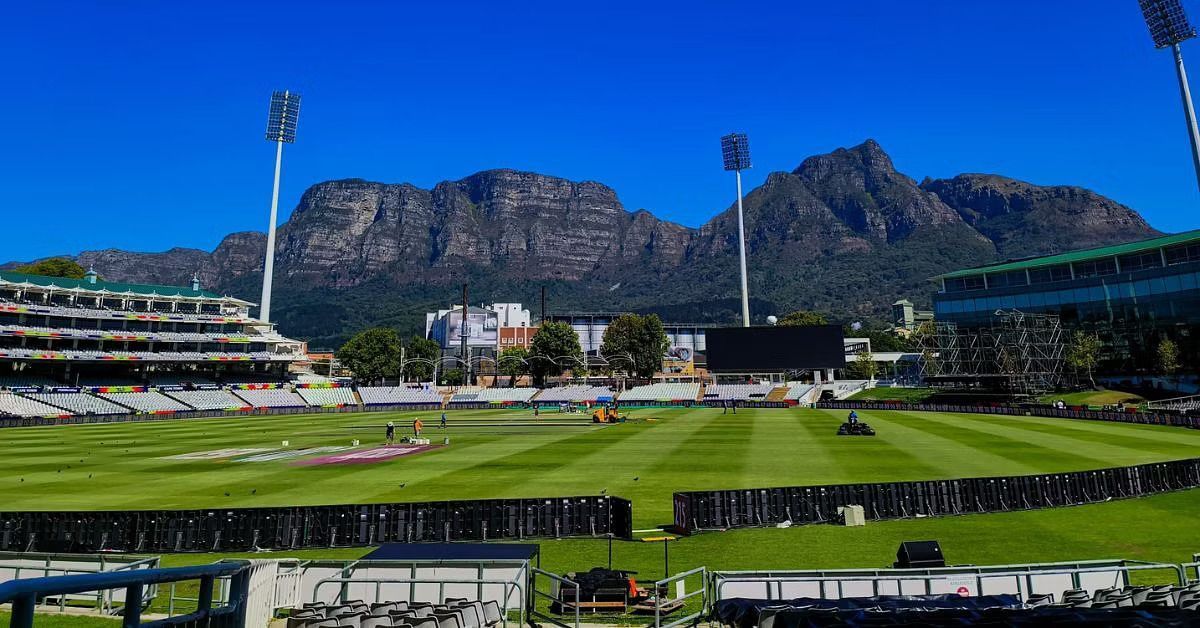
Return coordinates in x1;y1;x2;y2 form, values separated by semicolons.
921;310;1065;395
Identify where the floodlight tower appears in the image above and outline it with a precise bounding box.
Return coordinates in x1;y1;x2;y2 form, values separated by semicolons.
259;90;302;323
1140;0;1200;192
721;132;753;327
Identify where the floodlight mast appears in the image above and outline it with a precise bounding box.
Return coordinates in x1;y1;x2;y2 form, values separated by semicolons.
1140;0;1200;193
721;133;753;327
259;90;301;323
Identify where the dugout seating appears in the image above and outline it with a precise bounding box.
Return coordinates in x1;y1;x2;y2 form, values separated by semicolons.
25;392;128;415
288;598;502;628
164;389;251;411
618;382;700;403
296;387;357;406
357;386;443;405
534;386;615;403
705;383;774;401
0;392;69;417
99;391;193;413
232;388;308;408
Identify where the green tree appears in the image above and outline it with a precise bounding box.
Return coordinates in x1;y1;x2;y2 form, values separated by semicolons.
441;368;465;386
497;347;530;387
16;258;88;279
1157;338;1181;385
1065;330;1101;389
402;335;441;382
337;327;403;384
847;350;878;380
528;321;584;386
777;310;829;327
600;313;670;378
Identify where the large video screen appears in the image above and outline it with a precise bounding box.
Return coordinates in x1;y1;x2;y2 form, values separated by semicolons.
705;325;845;371
441;310;499;348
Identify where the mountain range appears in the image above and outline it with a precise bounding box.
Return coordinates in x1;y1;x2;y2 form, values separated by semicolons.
10;140;1160;348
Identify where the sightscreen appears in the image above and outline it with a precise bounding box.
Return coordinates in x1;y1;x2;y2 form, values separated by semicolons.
706;325;845;371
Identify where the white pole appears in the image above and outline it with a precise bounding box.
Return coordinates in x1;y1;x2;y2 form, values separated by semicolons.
734;169;751;327
1173;43;1200;194
260;140;284;323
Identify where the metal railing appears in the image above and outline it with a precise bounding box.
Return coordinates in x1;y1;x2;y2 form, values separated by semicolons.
0;552;161;615
710;560;1185;605
654;566;705;628
530;567;579;628
0;560;252;628
311;576;524;628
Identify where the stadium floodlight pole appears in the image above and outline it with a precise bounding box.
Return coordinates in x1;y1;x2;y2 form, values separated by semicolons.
259;90;301;323
1141;0;1200;192
721;132;753;326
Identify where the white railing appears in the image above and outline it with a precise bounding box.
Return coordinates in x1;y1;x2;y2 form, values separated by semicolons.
710;560;1184;604
655;567;706;628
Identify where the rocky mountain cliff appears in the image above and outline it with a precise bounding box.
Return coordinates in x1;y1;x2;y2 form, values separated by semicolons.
11;140;1162;346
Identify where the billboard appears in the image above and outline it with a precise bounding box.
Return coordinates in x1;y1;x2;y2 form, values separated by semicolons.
705;325;845;371
436;309;499;349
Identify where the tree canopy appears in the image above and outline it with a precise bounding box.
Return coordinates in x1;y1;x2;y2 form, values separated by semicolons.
337;327;403;383
777;310;829;327
1157;338;1181;379
600;313;670;378
528;321;584;386
402;335;441;382
1065;330;1101;389
16;258;89;279
498;347;530;386
847;350;878;380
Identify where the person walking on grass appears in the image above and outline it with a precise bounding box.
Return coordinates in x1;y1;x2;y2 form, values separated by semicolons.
386;421;395;446
440;411;447;429
414;418;424;438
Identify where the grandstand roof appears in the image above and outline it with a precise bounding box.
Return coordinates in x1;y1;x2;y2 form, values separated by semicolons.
0;271;247;303
932;229;1200;280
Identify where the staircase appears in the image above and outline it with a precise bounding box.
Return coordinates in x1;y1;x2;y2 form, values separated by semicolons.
765;386;790;402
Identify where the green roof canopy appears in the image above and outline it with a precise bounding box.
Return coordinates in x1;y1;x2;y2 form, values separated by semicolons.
933;229;1200;281
0;270;236;301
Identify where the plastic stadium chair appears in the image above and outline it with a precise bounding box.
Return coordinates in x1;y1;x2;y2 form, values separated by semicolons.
480;601;502;627
360;617;392;628
431;611;464;628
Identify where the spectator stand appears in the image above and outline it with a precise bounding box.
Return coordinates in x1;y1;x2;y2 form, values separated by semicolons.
301;543;536;628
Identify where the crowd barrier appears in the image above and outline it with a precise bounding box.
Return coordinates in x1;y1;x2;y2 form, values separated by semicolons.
671;457;1200;533
817;400;1200;429
0;496;633;554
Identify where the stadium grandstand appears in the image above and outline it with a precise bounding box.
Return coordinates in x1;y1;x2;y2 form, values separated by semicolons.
534;385;615;403
703;382;774;402
0;270;305;387
295;386;358;406
357;385;443;406
25;391;129;415
231;388;308;408
163;389;251;411
618;382;700;403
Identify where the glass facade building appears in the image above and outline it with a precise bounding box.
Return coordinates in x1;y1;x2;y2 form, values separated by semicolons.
932;231;1200;372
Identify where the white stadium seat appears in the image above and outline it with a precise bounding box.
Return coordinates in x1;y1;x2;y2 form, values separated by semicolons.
164;389;251;410
99;391;193;413
232;389;308;408
296;387;357;406
26;392;128;415
357;386;443;405
534;386;615;402
618;382;700;402
0;392;70;417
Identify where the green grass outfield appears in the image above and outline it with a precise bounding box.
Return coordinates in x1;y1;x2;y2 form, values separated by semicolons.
2;406;1199;529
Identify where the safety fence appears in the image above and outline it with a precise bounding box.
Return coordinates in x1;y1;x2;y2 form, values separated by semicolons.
707;559;1185;604
671;457;1200;533
0;496;633;553
817;400;1200;429
0;560;253;628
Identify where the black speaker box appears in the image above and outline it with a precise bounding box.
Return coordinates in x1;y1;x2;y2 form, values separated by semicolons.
895;540;945;568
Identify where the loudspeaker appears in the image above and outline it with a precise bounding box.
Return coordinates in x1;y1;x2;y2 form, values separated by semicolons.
895;540;945;568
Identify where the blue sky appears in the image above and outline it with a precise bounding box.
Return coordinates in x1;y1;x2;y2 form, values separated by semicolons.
3;0;1199;261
